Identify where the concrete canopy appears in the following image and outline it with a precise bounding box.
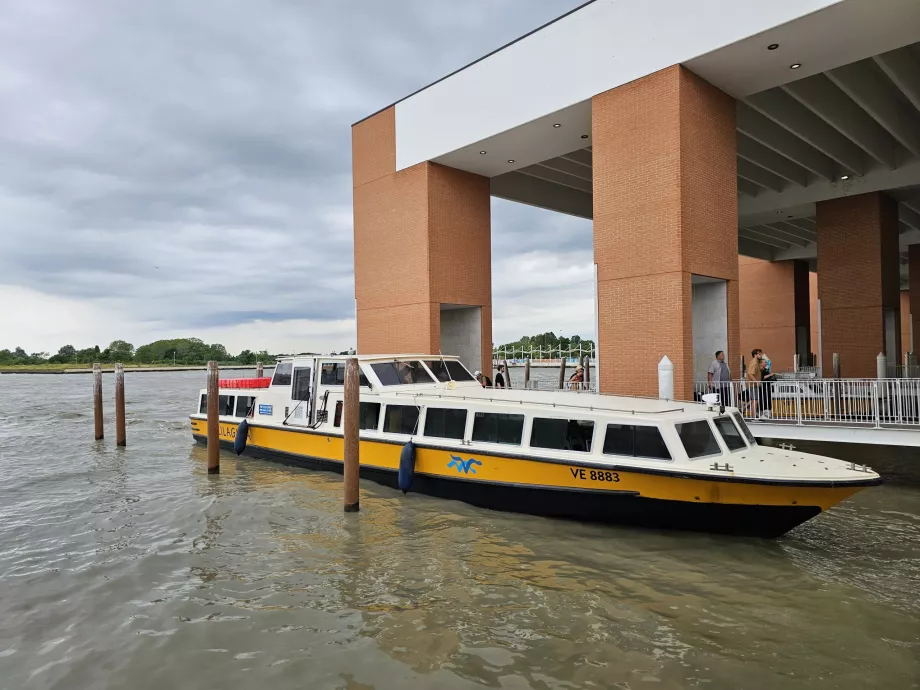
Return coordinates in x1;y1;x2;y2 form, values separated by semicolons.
356;0;920;285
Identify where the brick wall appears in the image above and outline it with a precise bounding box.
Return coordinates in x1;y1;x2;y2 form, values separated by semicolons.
593;65;738;399
809;272;819;362
901;290;912;355
738;257;811;372
817;192;900;377
352;110;492;374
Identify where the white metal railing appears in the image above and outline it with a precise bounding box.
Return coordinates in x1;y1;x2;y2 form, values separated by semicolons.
694;378;920;428
493;345;596;363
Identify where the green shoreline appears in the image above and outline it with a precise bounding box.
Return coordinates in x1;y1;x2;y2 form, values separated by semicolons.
0;364;265;375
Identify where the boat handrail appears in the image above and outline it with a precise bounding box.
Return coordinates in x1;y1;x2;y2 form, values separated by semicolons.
387;390;689;416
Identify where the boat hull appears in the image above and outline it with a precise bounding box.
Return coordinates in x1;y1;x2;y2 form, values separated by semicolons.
193;433;850;539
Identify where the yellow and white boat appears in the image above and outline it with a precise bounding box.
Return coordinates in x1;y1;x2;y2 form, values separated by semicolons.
190;354;881;538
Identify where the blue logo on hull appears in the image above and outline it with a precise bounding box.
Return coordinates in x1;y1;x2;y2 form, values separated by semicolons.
448;455;482;474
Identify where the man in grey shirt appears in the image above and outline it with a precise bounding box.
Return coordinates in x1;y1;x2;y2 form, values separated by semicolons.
707;350;732;405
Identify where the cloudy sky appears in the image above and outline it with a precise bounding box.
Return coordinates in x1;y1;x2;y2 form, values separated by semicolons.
0;0;593;356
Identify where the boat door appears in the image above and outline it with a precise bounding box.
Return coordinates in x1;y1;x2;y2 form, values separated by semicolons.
288;362;314;425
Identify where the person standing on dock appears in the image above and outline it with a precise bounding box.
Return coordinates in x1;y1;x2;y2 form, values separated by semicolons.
494;364;506;389
707;350;731;406
568;365;585;390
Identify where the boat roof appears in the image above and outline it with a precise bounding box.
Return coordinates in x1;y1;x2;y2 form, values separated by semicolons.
277;354;465;363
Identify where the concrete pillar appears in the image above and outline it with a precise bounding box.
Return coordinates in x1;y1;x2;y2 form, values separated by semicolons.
901;289;912;355
739;257;811;372
817;192;901;378
352;108;492;376
910;244;920;354
593;65;739;400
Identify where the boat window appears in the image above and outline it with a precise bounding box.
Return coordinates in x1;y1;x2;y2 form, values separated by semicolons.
371;360;435;386
271;362;293;387
424;360;476;382
333;401;343;427
531;417;594;453
321;362;346;385
218;395;234;416
383;405;420;435
320;362;370;387
714;416;746;451
199;394;207;414
235;396;256;417
424;408;467;440
675;420;721;458
732;412;757;446
603;424;671;460
472;412;524;445
292;367;312;401
360;402;381;431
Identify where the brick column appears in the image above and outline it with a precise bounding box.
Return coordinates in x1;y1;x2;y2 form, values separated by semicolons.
816;192;900;377
909;244;920;354
352;108;492;375
593;66;739;399
739;257;812;371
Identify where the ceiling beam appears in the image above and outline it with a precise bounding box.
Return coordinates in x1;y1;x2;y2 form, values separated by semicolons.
516;165;592;193
737;159;786;193
739;227;791;249
737;236;775;261
736;103;837;181
737;177;762;197
744;90;867;175
560;148;592;167
828;61;920;158
901;204;920;233
764;221;816;243
782;74;898;169
537;156;593;181
490;172;592;219
736;134;808;187
785;217;816;234
756;223;811;247
873;47;920;121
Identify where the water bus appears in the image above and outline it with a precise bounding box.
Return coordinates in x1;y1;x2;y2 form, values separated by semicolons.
189;354;881;538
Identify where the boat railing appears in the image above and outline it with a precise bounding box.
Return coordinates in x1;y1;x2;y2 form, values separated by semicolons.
388;388;689;416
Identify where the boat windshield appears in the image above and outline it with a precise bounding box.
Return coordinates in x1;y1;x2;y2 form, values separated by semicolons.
371;360;435;386
424;359;476;382
713;416;746;451
675;420;722;459
732;411;757;446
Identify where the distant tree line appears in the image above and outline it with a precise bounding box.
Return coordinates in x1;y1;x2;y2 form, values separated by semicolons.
495;332;596;355
0;338;276;366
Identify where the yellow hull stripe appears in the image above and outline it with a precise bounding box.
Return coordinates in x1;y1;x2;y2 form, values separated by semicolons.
190;419;862;510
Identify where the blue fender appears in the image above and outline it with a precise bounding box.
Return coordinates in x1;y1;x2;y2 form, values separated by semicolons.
398;440;416;494
234;418;249;455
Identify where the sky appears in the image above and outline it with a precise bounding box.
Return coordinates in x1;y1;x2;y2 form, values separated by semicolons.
0;0;593;356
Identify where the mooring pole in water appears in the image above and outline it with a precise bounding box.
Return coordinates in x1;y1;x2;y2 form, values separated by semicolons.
93;363;104;440
115;363;126;447
343;357;360;512
207;360;220;474
524;358;531;389
584;354;591;388
503;359;511;389
558;356;567;390
256;361;263;378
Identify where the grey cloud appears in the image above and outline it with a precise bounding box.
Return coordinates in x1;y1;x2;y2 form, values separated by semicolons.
0;0;590;346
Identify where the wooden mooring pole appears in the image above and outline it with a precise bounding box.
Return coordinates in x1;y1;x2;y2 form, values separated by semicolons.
115;363;126;447
343;357;360;512
558;357;567;390
93;363;104;440
584;355;591;388
256;361;263;378
524;358;531;389
503;359;511;389
207;360;220;474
